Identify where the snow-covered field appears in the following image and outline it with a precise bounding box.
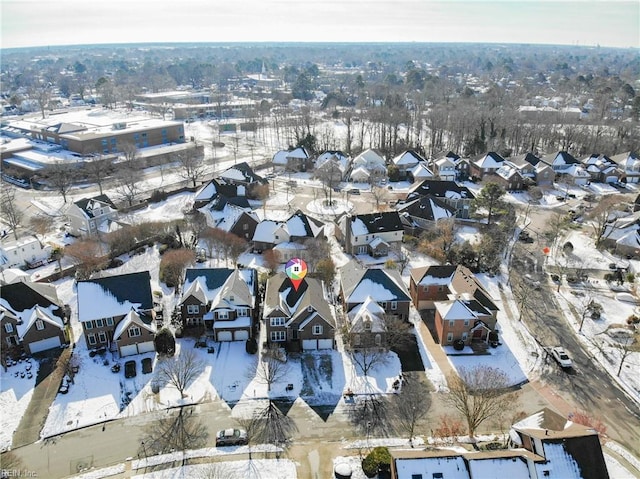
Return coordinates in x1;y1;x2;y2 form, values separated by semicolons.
0;359;38;451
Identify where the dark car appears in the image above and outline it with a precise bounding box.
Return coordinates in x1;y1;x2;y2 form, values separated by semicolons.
215;428;248;447
142;357;153;374
124;360;137;378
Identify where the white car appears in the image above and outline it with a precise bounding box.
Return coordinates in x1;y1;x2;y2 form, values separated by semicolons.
551;347;572;369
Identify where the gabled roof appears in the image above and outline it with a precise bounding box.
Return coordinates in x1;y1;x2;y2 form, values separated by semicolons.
72;194;117;218
411;264;457;286
474;151;505;168
550;151;580;166
407;179;475;201
347;296;386;333
397;195;456;222
207;204;259;232
19;306;64;339
0;281;61;312
184;268;234;296
113;309;156;340
194;178;240;203
341;263;410;305
496;162;524;181
316;150;349;171
409;162;434;179
285;210;324;238
182;268;256;310
352;148;385;167
391;150;424;167
263;272;334;327
218;162;267;185
349;211;403;236
77;271;153;322
252;220;288;244
445;151;461;161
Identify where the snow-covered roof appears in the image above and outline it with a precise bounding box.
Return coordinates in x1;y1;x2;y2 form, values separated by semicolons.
410;162;434;179
474;152;504;169
252;220;288;244
113;309;156;340
434;299;478;320
394;455;468;479
391;150;423;167
347;296;386;333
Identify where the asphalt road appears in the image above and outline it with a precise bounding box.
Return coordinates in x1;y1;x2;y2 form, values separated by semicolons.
511;203;640;458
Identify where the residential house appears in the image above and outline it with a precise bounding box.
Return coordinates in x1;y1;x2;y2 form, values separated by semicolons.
407;162;434;183
274;210;326;261
179;268;258;341
314;150;350;180
493;162;525;191
252;210;325;256
77;271;156;357
344;295;388;349
349;148;387;182
581;154;621;183
340;262;411;321
544;151;581;173
272;147;313;172
390;150;424;179
396;195;456;236
471;151;505;180
193;177;250;209
200;203;259;242
0;281;68;355
336;211;403;257
600;211;640;259
405;180;475;219
611;151;640;184
263;272;335;351
217;162;268;198
508;153;555;187
0;235;52;269
559;163;591;186
66;195;118;237
432;153;457;181
410;264;498;345
389;408;610;479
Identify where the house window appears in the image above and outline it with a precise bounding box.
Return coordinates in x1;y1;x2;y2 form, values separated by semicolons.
98;332;107;343
36;320;45;331
380;302;387;309
354;334;361;346
464;319;470;327
128;327;141;338
243;223;248;230
218;311;229;320
462;332;468;342
86;321;93;329
270;331;286;342
364;321;372;331
106;317;114;326
4;323;13;333
391;301;397;310
237;308;248;317
437;285;444;292
412;475;423;479
449;320;454;328
88;334;96;345
95;318;104;328
270;317;285;327
375;334;382;346
307;306;313;313
446;333;453;343
187;305;200;315
313;325;323;335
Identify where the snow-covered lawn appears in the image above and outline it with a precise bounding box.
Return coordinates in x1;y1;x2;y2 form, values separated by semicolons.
0;358;38;451
130;459;296;479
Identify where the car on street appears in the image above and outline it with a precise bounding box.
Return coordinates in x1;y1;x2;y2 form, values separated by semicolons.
215;428;248;447
348;188;360;195
124;360;137;378
142;357;153;374
551;347;572;369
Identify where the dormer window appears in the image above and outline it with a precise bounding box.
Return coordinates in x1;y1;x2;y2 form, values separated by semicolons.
36;320;45;331
364;321;372;331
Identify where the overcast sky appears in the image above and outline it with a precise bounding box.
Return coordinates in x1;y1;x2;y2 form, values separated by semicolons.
1;0;638;49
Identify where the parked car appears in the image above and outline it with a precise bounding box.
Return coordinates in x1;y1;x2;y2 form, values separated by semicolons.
141;357;153;374
58;377;70;394
215;428;248;447
348;188;360;195
551;347;572;369
124;360;137;378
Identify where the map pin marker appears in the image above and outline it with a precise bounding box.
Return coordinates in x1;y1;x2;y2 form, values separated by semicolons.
285;257;307;291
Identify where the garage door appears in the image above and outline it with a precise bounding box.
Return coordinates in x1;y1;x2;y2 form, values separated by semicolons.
119;344;138;357
318;339;334;350
217;331;233;341
234;330;249;341
137;341;155;353
605;176;618;183
29;336;61;353
302;339;317;350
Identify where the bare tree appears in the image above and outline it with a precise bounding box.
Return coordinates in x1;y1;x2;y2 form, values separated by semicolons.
444;365;519;439
349;393;390;437
391;376;432;445
177;147;207;188
615;335;636;377
252;346;291;393
31;82;52;119
139;407;208;457
155;349;206;398
0;187;23;240
586;194;628;247
114;166;142;207
370;186;388;211
45;161;75;203
65;240;108;280
315;160;343;205
344;316;412;376
417;218;457;264
29;214;54;239
240;400;298;448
